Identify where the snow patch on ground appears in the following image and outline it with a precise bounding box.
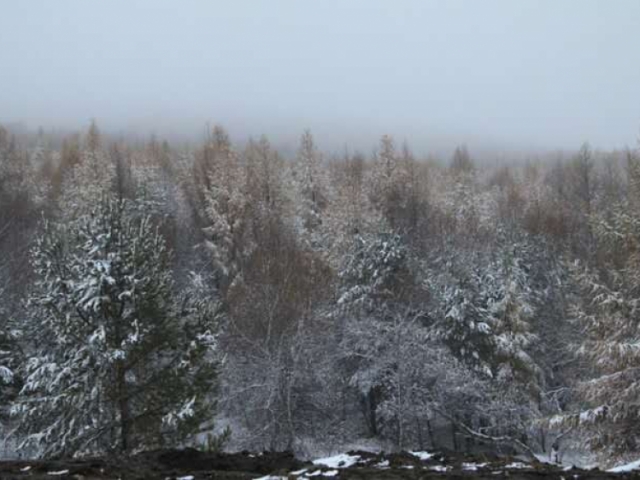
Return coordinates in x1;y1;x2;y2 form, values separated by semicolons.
297;467;345;478
409;451;433;461
429;465;449;472
462;462;488;471
608;458;640;472
312;453;361;469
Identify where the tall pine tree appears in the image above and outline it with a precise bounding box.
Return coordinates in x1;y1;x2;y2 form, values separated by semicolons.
12;196;221;457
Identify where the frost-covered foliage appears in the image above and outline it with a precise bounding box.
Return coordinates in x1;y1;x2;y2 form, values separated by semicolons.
291;130;327;239
320;153;387;268
337;233;412;313
3;123;639;462
341;307;479;449
200;129;248;289
219;231;334;453
243;135;291;229
58;153;114;219
368;136;414;231
221;313;338;453
335;233;422;441
12;196;221;457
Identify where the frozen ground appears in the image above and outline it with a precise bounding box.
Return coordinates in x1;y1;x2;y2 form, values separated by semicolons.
0;448;636;479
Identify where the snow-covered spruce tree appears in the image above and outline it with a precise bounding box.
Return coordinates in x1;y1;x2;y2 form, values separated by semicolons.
427;241;545;450
482;247;546;447
488;249;540;385
0;283;20;421
429;249;495;376
12;196;220;457
337;233;412;314
432;245;540;383
567;200;640;462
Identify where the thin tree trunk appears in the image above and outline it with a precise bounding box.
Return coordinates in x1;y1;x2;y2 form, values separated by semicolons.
117;363;130;453
416;414;425;450
451;420;458;452
426;417;436;450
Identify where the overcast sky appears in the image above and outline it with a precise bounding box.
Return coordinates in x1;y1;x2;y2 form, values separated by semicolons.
1;0;639;154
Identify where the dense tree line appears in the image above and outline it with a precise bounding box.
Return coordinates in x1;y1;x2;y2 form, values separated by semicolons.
0;121;639;466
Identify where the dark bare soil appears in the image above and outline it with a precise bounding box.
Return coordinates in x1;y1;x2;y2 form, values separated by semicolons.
0;448;631;479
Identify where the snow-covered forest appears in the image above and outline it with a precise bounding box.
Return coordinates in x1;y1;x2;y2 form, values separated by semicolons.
1;121;640;467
